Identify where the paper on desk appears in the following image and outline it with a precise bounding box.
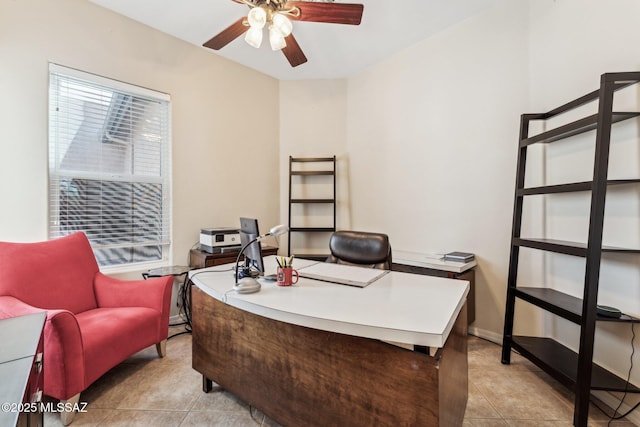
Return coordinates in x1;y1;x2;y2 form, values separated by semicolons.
298;262;389;288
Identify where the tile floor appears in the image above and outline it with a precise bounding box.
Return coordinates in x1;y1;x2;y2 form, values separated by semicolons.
44;328;635;426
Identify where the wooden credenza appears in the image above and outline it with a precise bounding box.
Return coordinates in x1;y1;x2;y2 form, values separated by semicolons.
189;245;278;269
0;312;46;427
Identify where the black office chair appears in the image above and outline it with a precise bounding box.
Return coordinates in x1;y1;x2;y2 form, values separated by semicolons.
326;230;392;270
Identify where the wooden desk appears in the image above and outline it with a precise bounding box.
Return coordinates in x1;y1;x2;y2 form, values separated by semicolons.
191;257;469;426
189;245;278;268
392;250;477;325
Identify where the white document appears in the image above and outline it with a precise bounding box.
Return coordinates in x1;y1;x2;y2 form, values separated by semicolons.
298;262;389;288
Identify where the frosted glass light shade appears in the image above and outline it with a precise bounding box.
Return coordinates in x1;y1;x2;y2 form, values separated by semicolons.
245;26;263;48
247;6;267;29
269;224;289;237
269;26;287;50
272;13;293;37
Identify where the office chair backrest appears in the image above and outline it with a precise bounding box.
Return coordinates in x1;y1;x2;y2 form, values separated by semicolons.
326;230;392;270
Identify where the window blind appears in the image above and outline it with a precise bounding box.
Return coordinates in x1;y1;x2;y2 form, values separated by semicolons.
48;64;171;267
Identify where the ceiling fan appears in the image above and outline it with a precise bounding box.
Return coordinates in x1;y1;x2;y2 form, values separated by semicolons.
203;0;364;67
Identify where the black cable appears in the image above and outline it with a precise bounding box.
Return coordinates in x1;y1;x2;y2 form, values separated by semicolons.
611;401;640;420
169;271;190;327
608;322;636;424
167;267;236;339
178;240;199;329
167;330;192;340
181;277;192;332
593;399;640;423
168;273;191;339
590;322;637;424
189;267;234;279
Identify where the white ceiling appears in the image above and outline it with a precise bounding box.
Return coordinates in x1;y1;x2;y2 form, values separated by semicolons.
88;0;497;80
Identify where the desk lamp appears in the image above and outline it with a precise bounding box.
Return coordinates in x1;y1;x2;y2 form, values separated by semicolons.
233;224;289;294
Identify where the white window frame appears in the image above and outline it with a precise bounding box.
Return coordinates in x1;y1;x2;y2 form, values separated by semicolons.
48;64;172;272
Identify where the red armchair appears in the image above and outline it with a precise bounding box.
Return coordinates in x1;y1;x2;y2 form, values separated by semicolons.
0;232;172;425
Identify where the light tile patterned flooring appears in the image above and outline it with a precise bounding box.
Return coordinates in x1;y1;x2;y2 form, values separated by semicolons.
44;328;635;426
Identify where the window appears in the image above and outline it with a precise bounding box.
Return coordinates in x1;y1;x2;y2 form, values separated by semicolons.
48;64;171;268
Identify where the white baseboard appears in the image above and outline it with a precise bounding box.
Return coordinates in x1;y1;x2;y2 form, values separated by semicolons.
468;325;502;344
592;390;640;425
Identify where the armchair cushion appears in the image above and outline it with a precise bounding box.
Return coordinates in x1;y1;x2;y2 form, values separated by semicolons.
0;232;173;403
76;307;161;386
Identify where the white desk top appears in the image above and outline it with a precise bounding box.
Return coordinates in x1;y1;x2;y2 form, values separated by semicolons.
190;256;469;348
393;250;477;273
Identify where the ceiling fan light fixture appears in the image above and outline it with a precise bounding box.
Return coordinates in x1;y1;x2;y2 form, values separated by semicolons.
247;6;267;29
269;26;287;50
205;0;363;68
272;12;293;37
245;26;263;48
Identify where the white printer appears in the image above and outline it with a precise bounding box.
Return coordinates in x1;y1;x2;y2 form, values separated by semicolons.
199;227;241;253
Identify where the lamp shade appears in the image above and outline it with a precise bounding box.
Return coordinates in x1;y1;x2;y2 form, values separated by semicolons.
268;224;289;237
269;27;287;51
247;6;267;29
272;13;293;37
245;26;263;48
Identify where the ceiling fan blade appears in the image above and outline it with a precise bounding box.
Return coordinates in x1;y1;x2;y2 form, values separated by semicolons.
203;17;248;50
282;33;308;67
285;2;364;25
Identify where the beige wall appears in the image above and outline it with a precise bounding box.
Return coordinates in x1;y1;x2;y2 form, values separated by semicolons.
0;0;280;273
346;0;530;340
276;1;536;341
279;79;349;255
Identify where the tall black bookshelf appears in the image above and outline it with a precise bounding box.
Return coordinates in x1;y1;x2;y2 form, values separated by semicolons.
501;72;640;426
287;156;336;259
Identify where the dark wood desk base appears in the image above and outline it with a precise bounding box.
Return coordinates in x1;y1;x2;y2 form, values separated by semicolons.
192;287;468;427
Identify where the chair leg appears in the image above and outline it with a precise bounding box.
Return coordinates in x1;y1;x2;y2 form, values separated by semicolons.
156;339;167;357
60;393;80;425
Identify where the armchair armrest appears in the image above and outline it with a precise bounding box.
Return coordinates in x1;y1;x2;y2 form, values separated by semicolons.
94;272;172;313
0;295;85;401
43;309;85;400
94;272;173;344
